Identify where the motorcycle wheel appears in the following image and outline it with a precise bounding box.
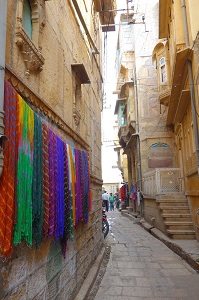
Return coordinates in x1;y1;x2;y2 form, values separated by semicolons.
102;219;109;238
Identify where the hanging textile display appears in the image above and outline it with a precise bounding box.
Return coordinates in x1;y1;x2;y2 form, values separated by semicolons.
61;143;73;258
0;81;18;258
56;136;65;242
0;81;92;259
32;113;44;249
42;123;50;239
48;129;57;238
130;184;137;201
74;148;82;225
82;150;91;220
13;95;34;247
68;145;76;226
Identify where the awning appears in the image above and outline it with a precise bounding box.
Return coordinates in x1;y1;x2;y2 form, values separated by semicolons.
93;0;116;31
119;81;134;98
173;89;190;123
166;47;192;125
123;133;138;154
71;63;90;84
159;0;169;38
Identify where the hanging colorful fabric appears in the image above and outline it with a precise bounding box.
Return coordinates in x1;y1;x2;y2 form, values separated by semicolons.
56;136;65;242
74;149;80;225
61;143;74;258
42;122;50;239
32;113;44;248
0;81;18;258
48;129;58;237
13;96;34;247
67;145;76;226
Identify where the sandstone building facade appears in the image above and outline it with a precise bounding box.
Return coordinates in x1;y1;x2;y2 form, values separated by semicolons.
114;0;199;242
0;0;116;299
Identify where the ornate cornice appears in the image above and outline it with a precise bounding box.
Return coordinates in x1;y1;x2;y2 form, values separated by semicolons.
5;67;90;152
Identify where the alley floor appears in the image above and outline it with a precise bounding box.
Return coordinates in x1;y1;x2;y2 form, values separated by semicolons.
93;210;199;300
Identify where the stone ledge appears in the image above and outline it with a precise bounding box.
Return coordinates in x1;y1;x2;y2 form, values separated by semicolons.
74;247;105;300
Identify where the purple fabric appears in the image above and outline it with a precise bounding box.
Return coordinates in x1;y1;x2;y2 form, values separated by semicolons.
56;136;65;242
48;130;56;237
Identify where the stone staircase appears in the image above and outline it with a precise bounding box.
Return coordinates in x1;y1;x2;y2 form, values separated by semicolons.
156;195;196;240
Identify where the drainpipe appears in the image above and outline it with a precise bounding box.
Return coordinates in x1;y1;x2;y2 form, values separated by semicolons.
133;67;143;217
0;0;8;176
181;0;199;175
71;0;99;54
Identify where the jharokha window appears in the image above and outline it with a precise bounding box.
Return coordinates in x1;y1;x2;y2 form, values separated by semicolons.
159;57;167;84
15;0;45;77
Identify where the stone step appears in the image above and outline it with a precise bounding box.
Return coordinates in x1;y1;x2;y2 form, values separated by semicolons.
164;221;194;231
162;213;192;222
167;229;196;240
159;206;190;214
157;199;188;206
156;194;187;201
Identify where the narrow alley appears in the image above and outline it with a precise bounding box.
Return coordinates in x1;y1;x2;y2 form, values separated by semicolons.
93;211;199;300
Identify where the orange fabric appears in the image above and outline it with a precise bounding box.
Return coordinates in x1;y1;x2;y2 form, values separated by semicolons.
0;81;18;257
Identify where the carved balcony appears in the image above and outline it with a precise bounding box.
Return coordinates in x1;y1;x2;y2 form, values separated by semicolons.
16;26;45;77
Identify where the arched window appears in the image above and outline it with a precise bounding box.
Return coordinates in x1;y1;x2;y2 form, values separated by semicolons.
22;0;32;39
148;142;173;168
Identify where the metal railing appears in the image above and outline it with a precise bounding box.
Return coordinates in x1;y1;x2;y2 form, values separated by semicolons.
143;168;183;197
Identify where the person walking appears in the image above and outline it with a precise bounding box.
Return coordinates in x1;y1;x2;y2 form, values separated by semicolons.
102;191;109;212
114;193;120;209
109;193;115;211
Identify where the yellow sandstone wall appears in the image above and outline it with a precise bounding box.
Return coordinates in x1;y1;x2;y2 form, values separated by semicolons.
0;0;104;299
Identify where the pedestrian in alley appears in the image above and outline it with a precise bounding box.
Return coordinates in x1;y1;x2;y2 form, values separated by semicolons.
102;191;109;212
109;192;115;211
114;193;120;209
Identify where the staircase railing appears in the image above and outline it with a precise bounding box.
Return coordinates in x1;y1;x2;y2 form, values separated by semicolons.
143;168;183;197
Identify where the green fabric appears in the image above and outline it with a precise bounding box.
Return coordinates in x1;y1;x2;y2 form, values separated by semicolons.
14;98;34;246
32;113;44;249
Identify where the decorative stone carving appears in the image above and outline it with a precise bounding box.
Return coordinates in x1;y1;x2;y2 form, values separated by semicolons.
15;0;45;77
16;26;45;77
73;108;81;126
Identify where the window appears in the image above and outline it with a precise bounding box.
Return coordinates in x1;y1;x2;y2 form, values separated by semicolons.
119;103;126;127
71;64;90;127
159;57;167;84
22;0;32;39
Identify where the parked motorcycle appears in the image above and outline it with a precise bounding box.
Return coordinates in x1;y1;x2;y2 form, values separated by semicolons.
102;205;109;238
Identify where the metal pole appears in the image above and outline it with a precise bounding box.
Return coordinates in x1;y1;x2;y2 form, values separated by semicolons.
133;67;143;216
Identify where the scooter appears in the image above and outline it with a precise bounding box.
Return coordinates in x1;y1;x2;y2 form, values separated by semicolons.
102;204;109;238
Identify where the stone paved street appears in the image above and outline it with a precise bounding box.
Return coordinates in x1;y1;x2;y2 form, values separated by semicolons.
94;210;199;300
